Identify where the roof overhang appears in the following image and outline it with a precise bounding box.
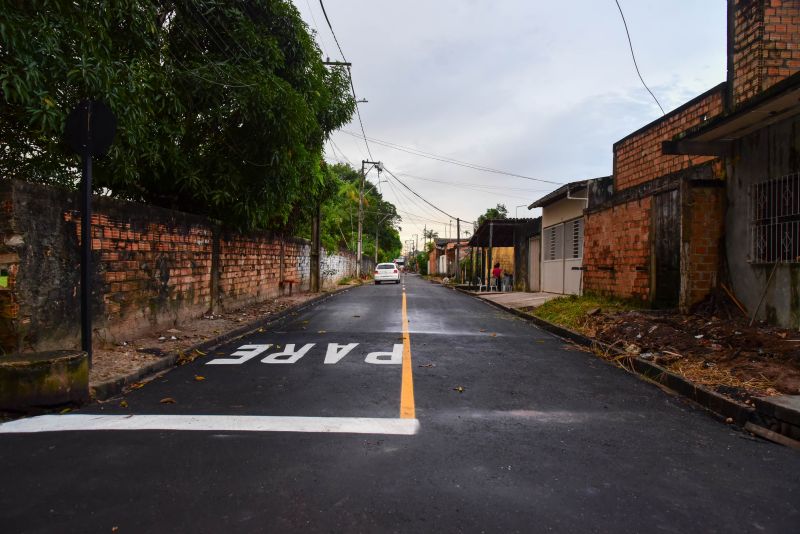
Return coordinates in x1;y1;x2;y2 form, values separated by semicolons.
467;218;541;247
663;72;800;156
528;180;593;209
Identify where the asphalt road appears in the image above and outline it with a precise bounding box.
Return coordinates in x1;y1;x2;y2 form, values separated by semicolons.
1;274;799;533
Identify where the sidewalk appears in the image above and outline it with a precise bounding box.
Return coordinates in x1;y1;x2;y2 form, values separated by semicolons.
474;291;560;310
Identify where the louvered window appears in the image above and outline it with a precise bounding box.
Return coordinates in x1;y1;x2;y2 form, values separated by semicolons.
543;225;563;261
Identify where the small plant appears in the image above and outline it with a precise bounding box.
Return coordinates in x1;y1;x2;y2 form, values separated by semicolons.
532;293;641;333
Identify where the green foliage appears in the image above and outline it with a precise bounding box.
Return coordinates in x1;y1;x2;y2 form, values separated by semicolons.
0;0;354;230
416;251;429;276
476;203;508;227
532;294;642;333
296;163;401;258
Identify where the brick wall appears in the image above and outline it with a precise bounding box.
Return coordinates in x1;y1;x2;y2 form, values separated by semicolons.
732;0;800;106
682;186;726;310
0;180;359;353
613;86;726;191
583;197;651;301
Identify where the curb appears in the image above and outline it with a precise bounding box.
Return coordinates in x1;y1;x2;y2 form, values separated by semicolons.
91;285;355;401
449;285;759;427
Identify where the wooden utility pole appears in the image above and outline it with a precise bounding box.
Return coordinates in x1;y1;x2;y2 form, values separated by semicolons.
455;218;461;282
358;160;381;278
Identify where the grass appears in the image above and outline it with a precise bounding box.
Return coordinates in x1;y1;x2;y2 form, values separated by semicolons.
531;294;642;333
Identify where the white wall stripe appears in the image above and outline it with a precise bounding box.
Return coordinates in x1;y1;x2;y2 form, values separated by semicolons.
0;414;420;435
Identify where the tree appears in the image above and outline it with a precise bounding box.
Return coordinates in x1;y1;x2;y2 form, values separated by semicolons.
296;163;401;259
476;203;508;227
0;0;354;231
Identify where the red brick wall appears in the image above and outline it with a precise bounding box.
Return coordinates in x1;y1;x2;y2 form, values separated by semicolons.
682;187;726;309
583;197;652;301
63;211;214;329
0;181;357;353
219;235;309;307
613;88;725;191
732;0;800;106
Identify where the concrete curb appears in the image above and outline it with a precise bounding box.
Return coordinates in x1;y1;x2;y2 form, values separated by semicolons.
449;285;759;427
91;285;355;401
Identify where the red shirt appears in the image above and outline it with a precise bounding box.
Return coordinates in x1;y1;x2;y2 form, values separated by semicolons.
491;267;502;278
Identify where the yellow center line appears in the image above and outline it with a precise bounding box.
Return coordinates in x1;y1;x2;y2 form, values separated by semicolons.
400;290;416;419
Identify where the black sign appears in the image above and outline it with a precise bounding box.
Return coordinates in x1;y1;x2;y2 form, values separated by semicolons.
65;100;117;157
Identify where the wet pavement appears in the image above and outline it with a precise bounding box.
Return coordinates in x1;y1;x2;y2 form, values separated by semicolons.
1;274;799;533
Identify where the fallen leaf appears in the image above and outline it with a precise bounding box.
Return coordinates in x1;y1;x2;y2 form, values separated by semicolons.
59;407;72;414
112;527;119;532
418;363;435;368
318;330;326;334
119;400;128;408
352;315;361;318
479;329;487;332
193;349;206;356
130;382;145;389
257;328;265;333
453;386;465;393
160;397;177;404
194;376;205;382
490;333;497;337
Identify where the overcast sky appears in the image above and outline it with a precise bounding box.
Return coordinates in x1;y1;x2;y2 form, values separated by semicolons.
293;0;727;252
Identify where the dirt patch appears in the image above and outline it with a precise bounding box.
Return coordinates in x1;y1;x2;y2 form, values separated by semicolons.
90;288;351;387
582;294;800;400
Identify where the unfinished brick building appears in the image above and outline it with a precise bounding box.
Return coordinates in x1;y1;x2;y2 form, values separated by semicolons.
583;0;800;323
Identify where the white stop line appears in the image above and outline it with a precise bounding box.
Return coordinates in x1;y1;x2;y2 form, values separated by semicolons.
0;414;420;435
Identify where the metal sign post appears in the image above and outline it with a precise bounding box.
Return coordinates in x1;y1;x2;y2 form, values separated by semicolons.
65;100;116;366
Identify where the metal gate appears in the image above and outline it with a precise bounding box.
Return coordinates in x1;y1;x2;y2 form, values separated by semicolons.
653;189;680;308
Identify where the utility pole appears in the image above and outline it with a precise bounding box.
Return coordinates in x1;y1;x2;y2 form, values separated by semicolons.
455;218;461;283
357;160;381;278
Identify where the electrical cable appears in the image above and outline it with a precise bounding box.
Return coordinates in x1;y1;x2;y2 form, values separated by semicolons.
340;130;563;185
318;0;374;160
383;166;473;224
613;0;665;115
304;0;330;59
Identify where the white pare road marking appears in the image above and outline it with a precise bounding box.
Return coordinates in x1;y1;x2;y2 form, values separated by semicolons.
0;414;420;436
205;343;404;365
206;344;272;365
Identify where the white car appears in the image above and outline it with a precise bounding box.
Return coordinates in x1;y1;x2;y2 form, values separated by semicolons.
373;263;401;284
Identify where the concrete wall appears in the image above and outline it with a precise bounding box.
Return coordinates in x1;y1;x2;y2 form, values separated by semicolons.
540;193;587;228
726;113;800;327
0;180;359;353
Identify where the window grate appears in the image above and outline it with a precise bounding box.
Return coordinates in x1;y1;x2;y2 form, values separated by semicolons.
749;172;800;263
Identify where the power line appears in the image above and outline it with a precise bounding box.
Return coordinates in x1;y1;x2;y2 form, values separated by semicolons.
318;0;374;160
304;0;329;58
383;166;473;224
383;171;451;225
613;0;665;115
340;130;563;185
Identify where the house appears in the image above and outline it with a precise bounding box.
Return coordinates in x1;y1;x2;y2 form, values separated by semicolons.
529;179;609;295
466;218;541;291
580;0;800;326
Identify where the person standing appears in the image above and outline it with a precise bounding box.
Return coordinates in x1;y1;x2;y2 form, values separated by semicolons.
491;262;502;291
